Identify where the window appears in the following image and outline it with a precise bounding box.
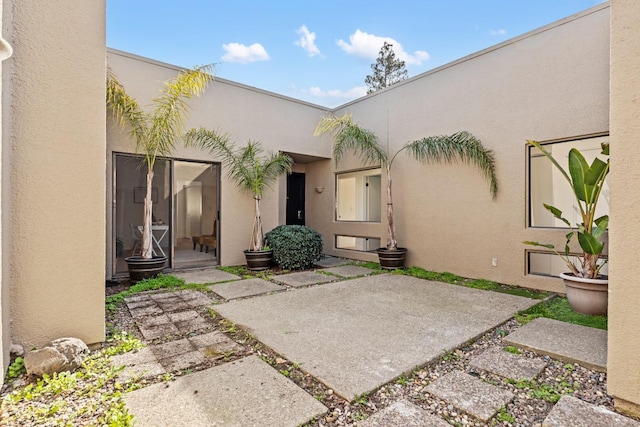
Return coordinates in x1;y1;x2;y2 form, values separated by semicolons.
335;235;381;252
527;251;608;277
336;168;381;222
528;135;609;228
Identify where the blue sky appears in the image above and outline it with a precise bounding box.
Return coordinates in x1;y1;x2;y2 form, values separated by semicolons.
107;0;605;108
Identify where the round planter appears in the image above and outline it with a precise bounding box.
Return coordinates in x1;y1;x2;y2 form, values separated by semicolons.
244;249;273;271
559;272;608;316
126;256;167;283
377;247;408;270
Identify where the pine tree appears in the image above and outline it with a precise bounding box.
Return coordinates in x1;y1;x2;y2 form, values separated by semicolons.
364;42;408;94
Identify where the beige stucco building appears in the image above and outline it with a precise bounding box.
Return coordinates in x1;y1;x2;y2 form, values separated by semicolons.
1;0;639;416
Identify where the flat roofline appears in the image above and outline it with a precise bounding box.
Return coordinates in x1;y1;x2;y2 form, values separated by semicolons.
107;48;331;112
333;1;610;111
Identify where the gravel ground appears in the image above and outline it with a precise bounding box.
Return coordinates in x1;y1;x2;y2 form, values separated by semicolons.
1;281;627;427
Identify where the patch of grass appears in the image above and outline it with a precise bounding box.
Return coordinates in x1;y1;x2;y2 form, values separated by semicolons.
106;274;191;312
396;266;547;299
516;296;607;330
503;346;521;355
349;261;385;272
218;265;274;280
506;378;574;403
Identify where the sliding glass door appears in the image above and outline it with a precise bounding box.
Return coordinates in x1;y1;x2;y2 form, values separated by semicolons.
113;154;219;275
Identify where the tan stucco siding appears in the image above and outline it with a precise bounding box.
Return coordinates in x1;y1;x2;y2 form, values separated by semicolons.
312;4;610;293
608;0;640;416
5;0;106;348
105;51;330;272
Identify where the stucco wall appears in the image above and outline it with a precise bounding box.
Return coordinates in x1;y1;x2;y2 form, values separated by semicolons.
311;4;610;293
608;0;640;416
105;51;330;273
4;0;106;348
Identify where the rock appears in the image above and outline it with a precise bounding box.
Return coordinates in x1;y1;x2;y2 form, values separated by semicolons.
49;337;89;371
24;337;89;377
9;343;24;356
24;347;66;376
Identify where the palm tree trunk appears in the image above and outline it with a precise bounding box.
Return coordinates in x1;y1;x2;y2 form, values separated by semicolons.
141;170;154;259
386;165;397;250
251;196;263;251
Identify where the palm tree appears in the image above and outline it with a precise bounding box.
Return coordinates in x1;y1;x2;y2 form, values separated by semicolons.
314;113;498;251
186;129;293;251
106;65;214;259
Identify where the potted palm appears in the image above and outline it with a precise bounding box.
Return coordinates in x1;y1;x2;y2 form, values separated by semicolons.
106;65;214;282
186;129;293;271
525;140;610;315
314;113;498;269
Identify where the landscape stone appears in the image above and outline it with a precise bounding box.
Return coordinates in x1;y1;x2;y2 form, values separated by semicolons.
470;347;547;380
504;317;607;372
125;355;328;426
543;395;640;427
208;278;284;300
9;343;24;356
425;371;514;421
358;399;450;427
323;265;375;278
24;347;66;376
48;337;89;372
273;271;334;288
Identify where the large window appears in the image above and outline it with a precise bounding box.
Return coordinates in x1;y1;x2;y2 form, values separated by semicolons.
335;235;381;252
336;168;381;222
528;135;609;228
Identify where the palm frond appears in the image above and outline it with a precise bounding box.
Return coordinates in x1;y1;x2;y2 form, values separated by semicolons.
314;113;388;166
403;131;498;199
106;68;148;148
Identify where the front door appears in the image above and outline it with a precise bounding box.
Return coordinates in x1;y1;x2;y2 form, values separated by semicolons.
286;172;305;225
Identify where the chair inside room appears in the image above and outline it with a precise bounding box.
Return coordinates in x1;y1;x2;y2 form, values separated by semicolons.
129;223;142;256
192;218;217;255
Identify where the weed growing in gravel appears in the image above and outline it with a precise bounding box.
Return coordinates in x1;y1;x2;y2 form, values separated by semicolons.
396;266;547;299
495;406;515;423
506;377;574;403
5;357;25;381
1;333;145;426
354;392;370;406
516;296;607;330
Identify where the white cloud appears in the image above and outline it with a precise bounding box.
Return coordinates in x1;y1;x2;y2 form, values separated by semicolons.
308;85;368;99
295;25;321;57
337;29;430;66
221;42;270;64
490;29;507;36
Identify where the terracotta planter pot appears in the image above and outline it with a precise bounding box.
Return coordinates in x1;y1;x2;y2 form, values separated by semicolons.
244;249;273;271
377;247;408;270
126;256;167;283
559;272;608;316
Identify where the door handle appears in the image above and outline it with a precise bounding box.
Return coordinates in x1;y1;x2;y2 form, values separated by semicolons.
297;210;304;220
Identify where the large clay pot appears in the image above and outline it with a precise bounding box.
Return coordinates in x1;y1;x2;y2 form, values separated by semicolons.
377;247;408;270
244;249;273;271
559;272;608;316
126;256;167;283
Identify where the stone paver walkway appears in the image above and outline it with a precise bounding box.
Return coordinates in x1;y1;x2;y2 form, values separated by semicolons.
116;265;639;427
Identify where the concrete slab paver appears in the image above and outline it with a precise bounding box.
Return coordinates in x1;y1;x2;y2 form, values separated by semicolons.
129;305;164;318
215;274;537;400
117;362;166;382
208;278;284;300
425;370;514;421
543;395;640;427
172;268;240;284
125;355;328;427
273;271;334;288
504;317;607;372
161;350;207;371
138;323;180;340
357;399;450;427
151;338;193;360
470;347;547;380
323;265;376;278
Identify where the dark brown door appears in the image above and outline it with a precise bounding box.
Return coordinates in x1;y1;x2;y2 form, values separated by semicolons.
286;172;305;225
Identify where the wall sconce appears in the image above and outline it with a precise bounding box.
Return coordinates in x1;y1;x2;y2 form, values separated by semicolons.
315;186;325;193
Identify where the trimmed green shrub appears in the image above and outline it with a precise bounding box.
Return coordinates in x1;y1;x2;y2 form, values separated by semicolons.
265;225;323;270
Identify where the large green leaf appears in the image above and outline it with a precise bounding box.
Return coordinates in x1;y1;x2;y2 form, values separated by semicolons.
592;215;609;239
568;149;589;202
543;204;571;227
577;231;604;255
523;241;555;249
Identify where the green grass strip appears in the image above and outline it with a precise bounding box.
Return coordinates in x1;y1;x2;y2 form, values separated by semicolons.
516;296;607;330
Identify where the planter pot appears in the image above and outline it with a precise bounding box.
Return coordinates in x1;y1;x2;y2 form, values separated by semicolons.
559;272;608;316
126;256;167;283
377;247;408;270
244;249;273;271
